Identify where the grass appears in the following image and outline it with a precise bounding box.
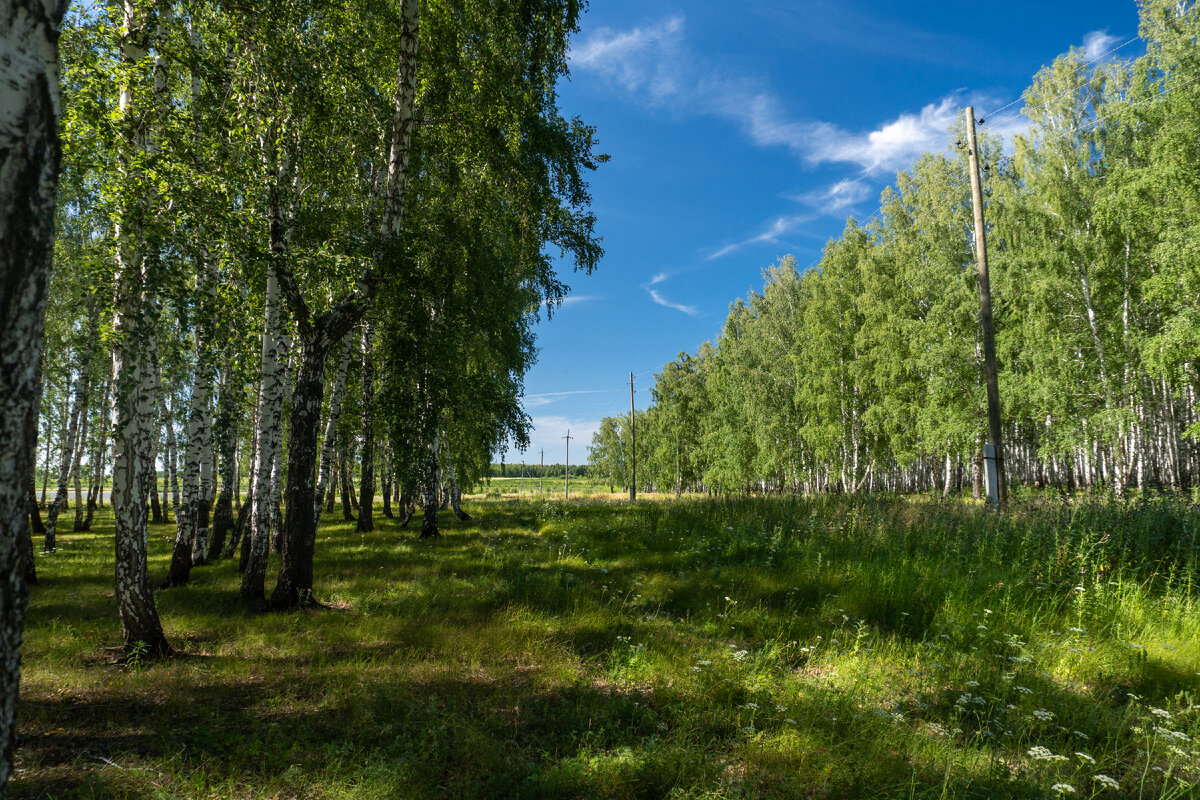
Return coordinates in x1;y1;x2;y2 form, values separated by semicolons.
15;494;1200;799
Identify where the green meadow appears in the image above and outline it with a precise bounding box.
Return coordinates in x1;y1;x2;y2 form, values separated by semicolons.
16;496;1200;799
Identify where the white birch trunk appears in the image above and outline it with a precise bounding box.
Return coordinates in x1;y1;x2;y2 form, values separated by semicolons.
314;332;353;526
242;270;287;601
110;0;169;657
0;0;69;786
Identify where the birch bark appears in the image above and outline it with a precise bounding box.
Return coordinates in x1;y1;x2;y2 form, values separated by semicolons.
242;268;287;602
0;0;69;785
357;323;375;533
44;305;97;550
110;0;169;658
314;332;352;525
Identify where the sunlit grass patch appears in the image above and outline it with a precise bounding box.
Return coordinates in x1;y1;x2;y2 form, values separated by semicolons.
14;495;1200;798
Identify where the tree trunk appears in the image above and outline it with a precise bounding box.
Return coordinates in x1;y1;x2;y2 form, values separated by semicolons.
314;332;352;526
357;323;375;533
230;411;259;562
269;338;329;608
71;400;89;532
447;457;470;521
24;359;46;593
420;408;440;538
242;268;288;603
81;375;110;532
109;0;170;660
400;493;415;528
45;308;98;550
381;437;393;519
0;6;67;790
192;343;216;566
340;448;355;521
208;359;239;560
271;331;293;554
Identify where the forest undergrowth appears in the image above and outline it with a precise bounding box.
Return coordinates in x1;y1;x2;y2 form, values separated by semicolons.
15;495;1200;799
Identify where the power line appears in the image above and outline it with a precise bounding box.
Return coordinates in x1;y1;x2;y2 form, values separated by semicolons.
984;35;1143;130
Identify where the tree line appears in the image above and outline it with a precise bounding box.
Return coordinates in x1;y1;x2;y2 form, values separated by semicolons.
591;0;1199;501
2;0;601;792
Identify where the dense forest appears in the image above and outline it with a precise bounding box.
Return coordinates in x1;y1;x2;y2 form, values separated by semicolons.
2;0;601;791
591;0;1200;500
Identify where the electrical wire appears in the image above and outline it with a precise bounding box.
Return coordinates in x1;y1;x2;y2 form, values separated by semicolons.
984;35;1142;130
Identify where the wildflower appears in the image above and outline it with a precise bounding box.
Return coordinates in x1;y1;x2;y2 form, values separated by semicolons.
1093;774;1120;790
1072;731;1089;740
1028;746;1067;761
1150;707;1172;720
744;702;759;710
1051;783;1076;794
983;608;993;614
784;718;797;725
966;680;980;687
1032;709;1055;721
775;704;786;712
1075;752;1095;764
1014;686;1033;695
1068;626;1086;633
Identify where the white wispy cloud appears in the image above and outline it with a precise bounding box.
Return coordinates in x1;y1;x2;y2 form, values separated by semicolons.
640;271;699;314
571;15;983;175
569;16;684;101
1082;30;1123;61
523;389;615;409
707;213;814;260
560;294;601;307
647;287;699;316
541;294;602;313
822;98;962;172
793;179;873;212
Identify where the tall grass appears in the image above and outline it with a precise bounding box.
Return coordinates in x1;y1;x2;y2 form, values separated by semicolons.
15;495;1200;799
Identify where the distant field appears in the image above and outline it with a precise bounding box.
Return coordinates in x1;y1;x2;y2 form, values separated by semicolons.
16;496;1200;799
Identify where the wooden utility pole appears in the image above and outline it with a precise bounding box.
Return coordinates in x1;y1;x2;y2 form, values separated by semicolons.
563;430;572;500
965;107;1007;509
629;371;637;502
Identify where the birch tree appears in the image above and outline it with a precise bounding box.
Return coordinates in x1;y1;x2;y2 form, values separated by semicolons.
0;0;71;789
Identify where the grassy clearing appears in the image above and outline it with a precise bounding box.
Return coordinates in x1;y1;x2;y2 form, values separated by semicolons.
15;495;1200;799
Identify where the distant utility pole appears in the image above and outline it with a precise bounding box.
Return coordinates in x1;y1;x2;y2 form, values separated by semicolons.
563;429;572;500
965;106;1007;509
629;371;637;502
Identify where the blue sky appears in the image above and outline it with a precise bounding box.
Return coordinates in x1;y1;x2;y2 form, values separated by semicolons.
506;0;1145;467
